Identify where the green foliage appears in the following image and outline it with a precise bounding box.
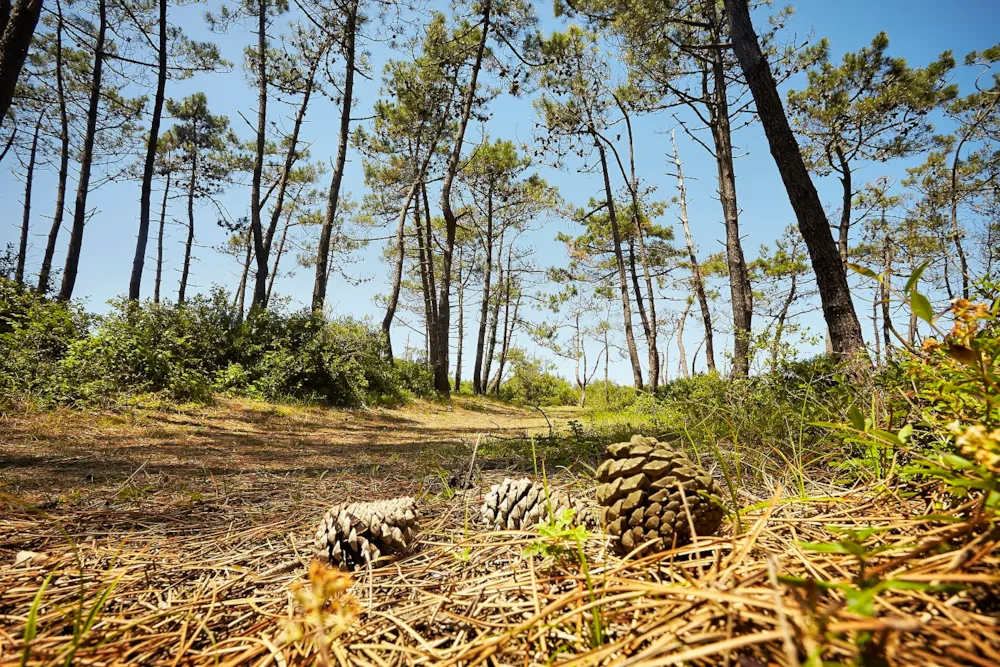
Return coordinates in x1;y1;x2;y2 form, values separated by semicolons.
498;350;579;406
0;278;431;408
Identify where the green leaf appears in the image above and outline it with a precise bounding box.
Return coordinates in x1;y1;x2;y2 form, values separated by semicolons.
848;405;865;431
904;260;931;295
898;423;913;443
848;263;881;281
21;574;52;667
911;291;935;324
796;541;851;554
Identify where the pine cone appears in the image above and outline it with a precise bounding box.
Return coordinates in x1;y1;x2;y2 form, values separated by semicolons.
481;477;594;530
595;435;725;556
314;497;418;569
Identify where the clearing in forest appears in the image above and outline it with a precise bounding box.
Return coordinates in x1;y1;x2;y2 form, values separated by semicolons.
1;399;997;666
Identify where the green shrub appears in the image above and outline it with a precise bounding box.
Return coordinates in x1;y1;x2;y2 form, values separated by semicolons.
498;350;579;406
0;280;91;405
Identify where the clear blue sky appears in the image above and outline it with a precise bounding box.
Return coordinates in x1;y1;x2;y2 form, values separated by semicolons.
2;0;997;382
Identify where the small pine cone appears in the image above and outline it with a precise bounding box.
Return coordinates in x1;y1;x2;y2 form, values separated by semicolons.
481;477;595;530
314;497;418;569
595;435;725;556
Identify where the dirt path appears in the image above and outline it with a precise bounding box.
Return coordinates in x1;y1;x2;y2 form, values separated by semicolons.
0;397;582;502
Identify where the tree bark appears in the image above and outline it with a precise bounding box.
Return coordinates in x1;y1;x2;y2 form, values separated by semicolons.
129;0;167;300
454;247;465;391
312;0;358;312
0;0;42;125
491;262;518;394
414;187;436;369
595;134;643;390
178;148;196;303
381;184;416;361
15;110;41;285
265;204;293;305
725;0;867;361
248;0;270;311
770;272;796;371
704;8;752;377
835;144;852;264
36;0;67;295
677;295;691;379
482;242;503;392
58;0;106;301
472;183;495;394
153;171;170;304
950;136;971;300
436;0;491;393
671;131;716;372
236;228;252;317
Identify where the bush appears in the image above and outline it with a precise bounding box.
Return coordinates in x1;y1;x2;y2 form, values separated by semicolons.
0;278;428;409
498;350;579;406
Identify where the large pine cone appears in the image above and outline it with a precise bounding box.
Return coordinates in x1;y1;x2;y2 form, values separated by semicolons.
314;497;417;569
481;477;594;530
595;436;725;556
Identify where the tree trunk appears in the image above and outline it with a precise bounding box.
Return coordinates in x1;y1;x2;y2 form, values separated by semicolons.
414;188;436;369
263;45;322;275
491;264;518;394
771;272;796;371
381;185;415;361
236;228;252;317
595;134;643;390
129;0;167;300
835;144;852;264
704;10;752;377
58;0;106;302
0;0;42;125
312;0;358;312
454;247;464;391
473;184;495;394
436;0;491;393
483;238;505;389
178;150;196;304
881;227;892;357
677;295;691;379
950;137;971;300
15;110;41;285
37;0;67;295
725;0;867;362
265;205;293;305
153;171;170;304
248;0;270;311
671;131;716;372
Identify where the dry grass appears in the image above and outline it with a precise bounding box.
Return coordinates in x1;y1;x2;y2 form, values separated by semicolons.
1;400;998;666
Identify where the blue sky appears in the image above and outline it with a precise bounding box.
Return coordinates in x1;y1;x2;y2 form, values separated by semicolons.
2;0;998;383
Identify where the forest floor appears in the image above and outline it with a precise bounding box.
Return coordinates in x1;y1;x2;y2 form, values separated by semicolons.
1;398;998;666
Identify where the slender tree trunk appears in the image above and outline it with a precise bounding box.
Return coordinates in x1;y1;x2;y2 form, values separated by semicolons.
312;0;358;312
671;131;716;372
414;189;435;369
436;0;491;393
473;185;495;395
37;0;68;295
491;267;518;395
236;228;252;317
872;298;880;366
454;247;465;391
153;171;170;304
726;0;867;362
0;0;42;125
15;110;41;285
881;229;892;357
59;0;106;301
677;295;691;379
595;134;643;389
770;273;796;371
248;0;270;311
950;137;971;300
381;187;415;362
835;145;852;265
264;45;322;266
265;206;293;306
178;150;196;303
129;0;168;300
704;12;752;377
483;238;505;388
